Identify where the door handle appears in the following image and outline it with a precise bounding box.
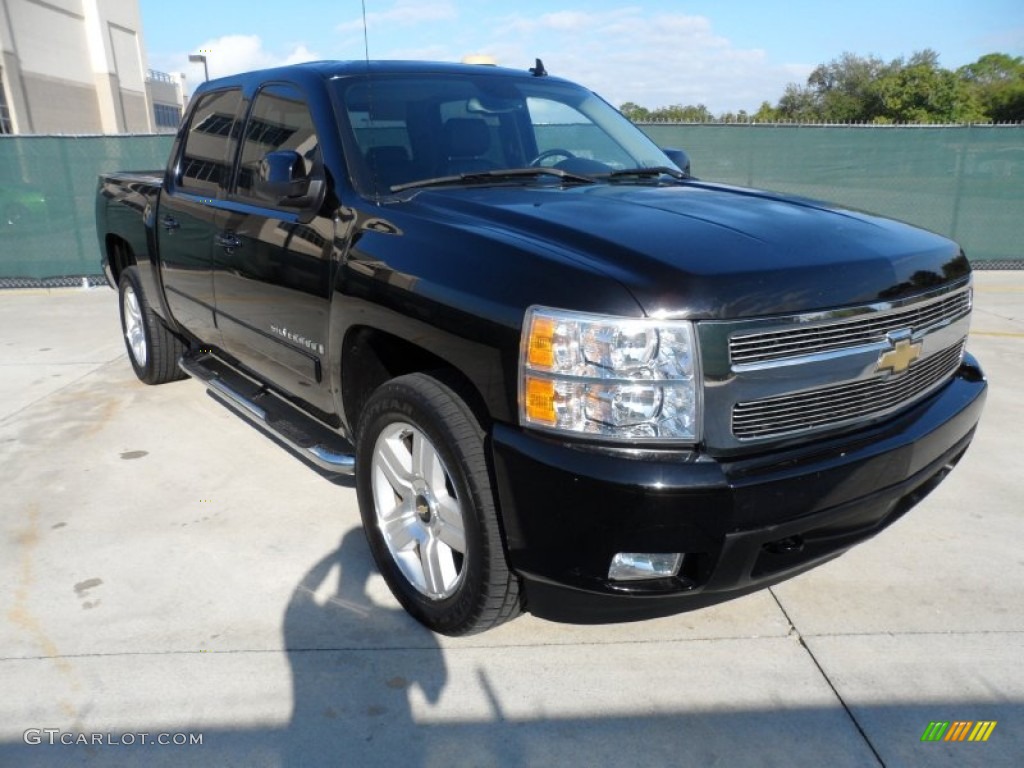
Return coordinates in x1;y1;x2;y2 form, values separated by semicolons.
215;233;242;250
160;215;180;232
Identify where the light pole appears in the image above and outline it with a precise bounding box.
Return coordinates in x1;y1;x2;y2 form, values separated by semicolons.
188;54;209;82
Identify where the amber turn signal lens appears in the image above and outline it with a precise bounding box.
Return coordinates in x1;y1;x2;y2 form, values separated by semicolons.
527;316;556;369
524;377;557;425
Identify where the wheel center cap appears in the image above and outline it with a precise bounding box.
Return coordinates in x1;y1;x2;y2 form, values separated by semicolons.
415;494;432;523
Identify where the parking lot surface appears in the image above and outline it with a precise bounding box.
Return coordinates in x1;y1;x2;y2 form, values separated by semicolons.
1;272;1021;767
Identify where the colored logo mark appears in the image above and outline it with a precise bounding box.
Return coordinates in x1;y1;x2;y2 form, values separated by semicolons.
921;721;997;742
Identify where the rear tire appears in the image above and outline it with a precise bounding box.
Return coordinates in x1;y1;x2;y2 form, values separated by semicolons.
355;373;520;635
118;266;187;385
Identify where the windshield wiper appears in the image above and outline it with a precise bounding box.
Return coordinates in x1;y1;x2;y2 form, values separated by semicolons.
603;166;688;181
390;167;596;193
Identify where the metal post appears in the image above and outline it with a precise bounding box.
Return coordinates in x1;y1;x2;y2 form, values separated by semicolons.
188;54;209;82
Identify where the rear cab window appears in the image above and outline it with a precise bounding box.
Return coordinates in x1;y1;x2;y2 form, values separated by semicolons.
173;89;244;195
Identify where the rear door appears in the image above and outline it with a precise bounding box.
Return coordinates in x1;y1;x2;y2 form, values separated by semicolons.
213;82;336;415
158;88;243;343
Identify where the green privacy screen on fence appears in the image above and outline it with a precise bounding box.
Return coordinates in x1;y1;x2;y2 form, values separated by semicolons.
1;135;173;280
639;123;1023;265
0;125;1021;280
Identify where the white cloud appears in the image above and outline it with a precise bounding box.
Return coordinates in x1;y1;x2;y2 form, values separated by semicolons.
146;8;811;114
480;9;811;114
381;44;454;62
152;35;320;93
337;1;457;33
282;44;321;66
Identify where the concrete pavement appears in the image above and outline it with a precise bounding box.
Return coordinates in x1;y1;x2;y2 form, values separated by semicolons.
0;273;1021;767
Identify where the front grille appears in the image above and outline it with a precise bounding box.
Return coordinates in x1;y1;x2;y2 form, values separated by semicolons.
732;341;965;440
730;289;971;365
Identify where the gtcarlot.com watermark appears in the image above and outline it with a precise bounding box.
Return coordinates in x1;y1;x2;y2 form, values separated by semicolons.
24;729;202;747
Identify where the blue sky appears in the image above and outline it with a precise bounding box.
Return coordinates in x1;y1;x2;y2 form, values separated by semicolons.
141;0;1024;114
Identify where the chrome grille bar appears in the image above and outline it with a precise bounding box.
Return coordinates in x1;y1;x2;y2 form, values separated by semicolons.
730;289;970;365
732;341;965;440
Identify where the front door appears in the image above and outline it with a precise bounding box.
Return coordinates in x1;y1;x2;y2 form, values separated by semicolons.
213;83;335;416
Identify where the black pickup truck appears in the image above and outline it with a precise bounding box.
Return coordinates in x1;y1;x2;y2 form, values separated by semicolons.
96;60;986;635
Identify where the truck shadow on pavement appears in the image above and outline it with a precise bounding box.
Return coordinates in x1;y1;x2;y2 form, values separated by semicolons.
1;530;1021;766
281;528;448;766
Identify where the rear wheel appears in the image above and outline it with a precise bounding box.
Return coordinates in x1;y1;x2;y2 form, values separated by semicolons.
355;373;520;635
118;266;187;385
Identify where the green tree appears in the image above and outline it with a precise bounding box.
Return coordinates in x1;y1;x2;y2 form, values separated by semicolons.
719;109;750;123
618;49;1023;124
752;100;781;122
619;102;651;121
806;52;889;122
874;50;985;123
772;49;992;124
958;53;1024;122
650;103;714;122
776;83;822;121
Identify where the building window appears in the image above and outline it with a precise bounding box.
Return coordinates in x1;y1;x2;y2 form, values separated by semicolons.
0;73;12;134
154;103;182;130
192;112;234;136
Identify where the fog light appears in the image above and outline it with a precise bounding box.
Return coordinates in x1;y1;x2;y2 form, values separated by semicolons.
608;552;683;581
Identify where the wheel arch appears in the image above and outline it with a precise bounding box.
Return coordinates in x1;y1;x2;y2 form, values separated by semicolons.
340;326;493;439
105;234;137;286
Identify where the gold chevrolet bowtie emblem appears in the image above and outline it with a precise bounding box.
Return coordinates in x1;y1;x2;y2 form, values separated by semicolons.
876;337;922;375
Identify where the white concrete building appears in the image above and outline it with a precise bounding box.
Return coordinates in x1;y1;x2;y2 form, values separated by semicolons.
146;67;186;133
0;0;183;134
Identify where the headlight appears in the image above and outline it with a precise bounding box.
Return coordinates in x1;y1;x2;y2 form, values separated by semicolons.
519;306;700;443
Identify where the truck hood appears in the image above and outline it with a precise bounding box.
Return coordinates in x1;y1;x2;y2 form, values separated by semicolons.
408;181;968;319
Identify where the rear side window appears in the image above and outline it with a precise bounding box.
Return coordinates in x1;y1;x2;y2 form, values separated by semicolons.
235;83;321;202
177;89;243;194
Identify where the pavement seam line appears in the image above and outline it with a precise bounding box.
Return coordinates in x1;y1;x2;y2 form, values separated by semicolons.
769;588;886;768
3;628;1020;662
798;629;1024;638
0;635;794;662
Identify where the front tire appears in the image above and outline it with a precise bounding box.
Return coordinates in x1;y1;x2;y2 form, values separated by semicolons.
355;373;520;635
118;266;187;385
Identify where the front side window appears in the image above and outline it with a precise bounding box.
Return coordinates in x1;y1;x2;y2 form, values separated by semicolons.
176;89;243;194
235;83;320;202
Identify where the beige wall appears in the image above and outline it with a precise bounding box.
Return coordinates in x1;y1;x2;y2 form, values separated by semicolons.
19;71;102;132
0;0;154;134
120;88;148;133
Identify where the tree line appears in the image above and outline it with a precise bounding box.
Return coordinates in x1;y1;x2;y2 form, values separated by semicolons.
620;51;1024;124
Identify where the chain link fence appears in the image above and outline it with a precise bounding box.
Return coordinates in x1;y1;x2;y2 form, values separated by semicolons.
1;126;1020;288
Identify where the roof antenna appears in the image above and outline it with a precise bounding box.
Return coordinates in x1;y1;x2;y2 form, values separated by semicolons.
360;0;371;63
362;0;384;201
529;58;548;77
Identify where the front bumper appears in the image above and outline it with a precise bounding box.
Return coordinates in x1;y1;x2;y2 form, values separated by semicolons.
490;353;987;623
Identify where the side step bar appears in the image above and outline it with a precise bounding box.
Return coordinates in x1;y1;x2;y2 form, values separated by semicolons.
179;354;355;475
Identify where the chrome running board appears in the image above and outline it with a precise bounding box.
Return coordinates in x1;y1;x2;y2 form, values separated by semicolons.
179;353;355;475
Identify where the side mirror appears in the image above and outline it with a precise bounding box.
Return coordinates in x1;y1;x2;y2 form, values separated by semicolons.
255;150;313;205
661;147;692;177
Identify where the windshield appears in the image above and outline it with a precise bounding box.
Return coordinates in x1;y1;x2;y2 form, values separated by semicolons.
332;72;675;197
